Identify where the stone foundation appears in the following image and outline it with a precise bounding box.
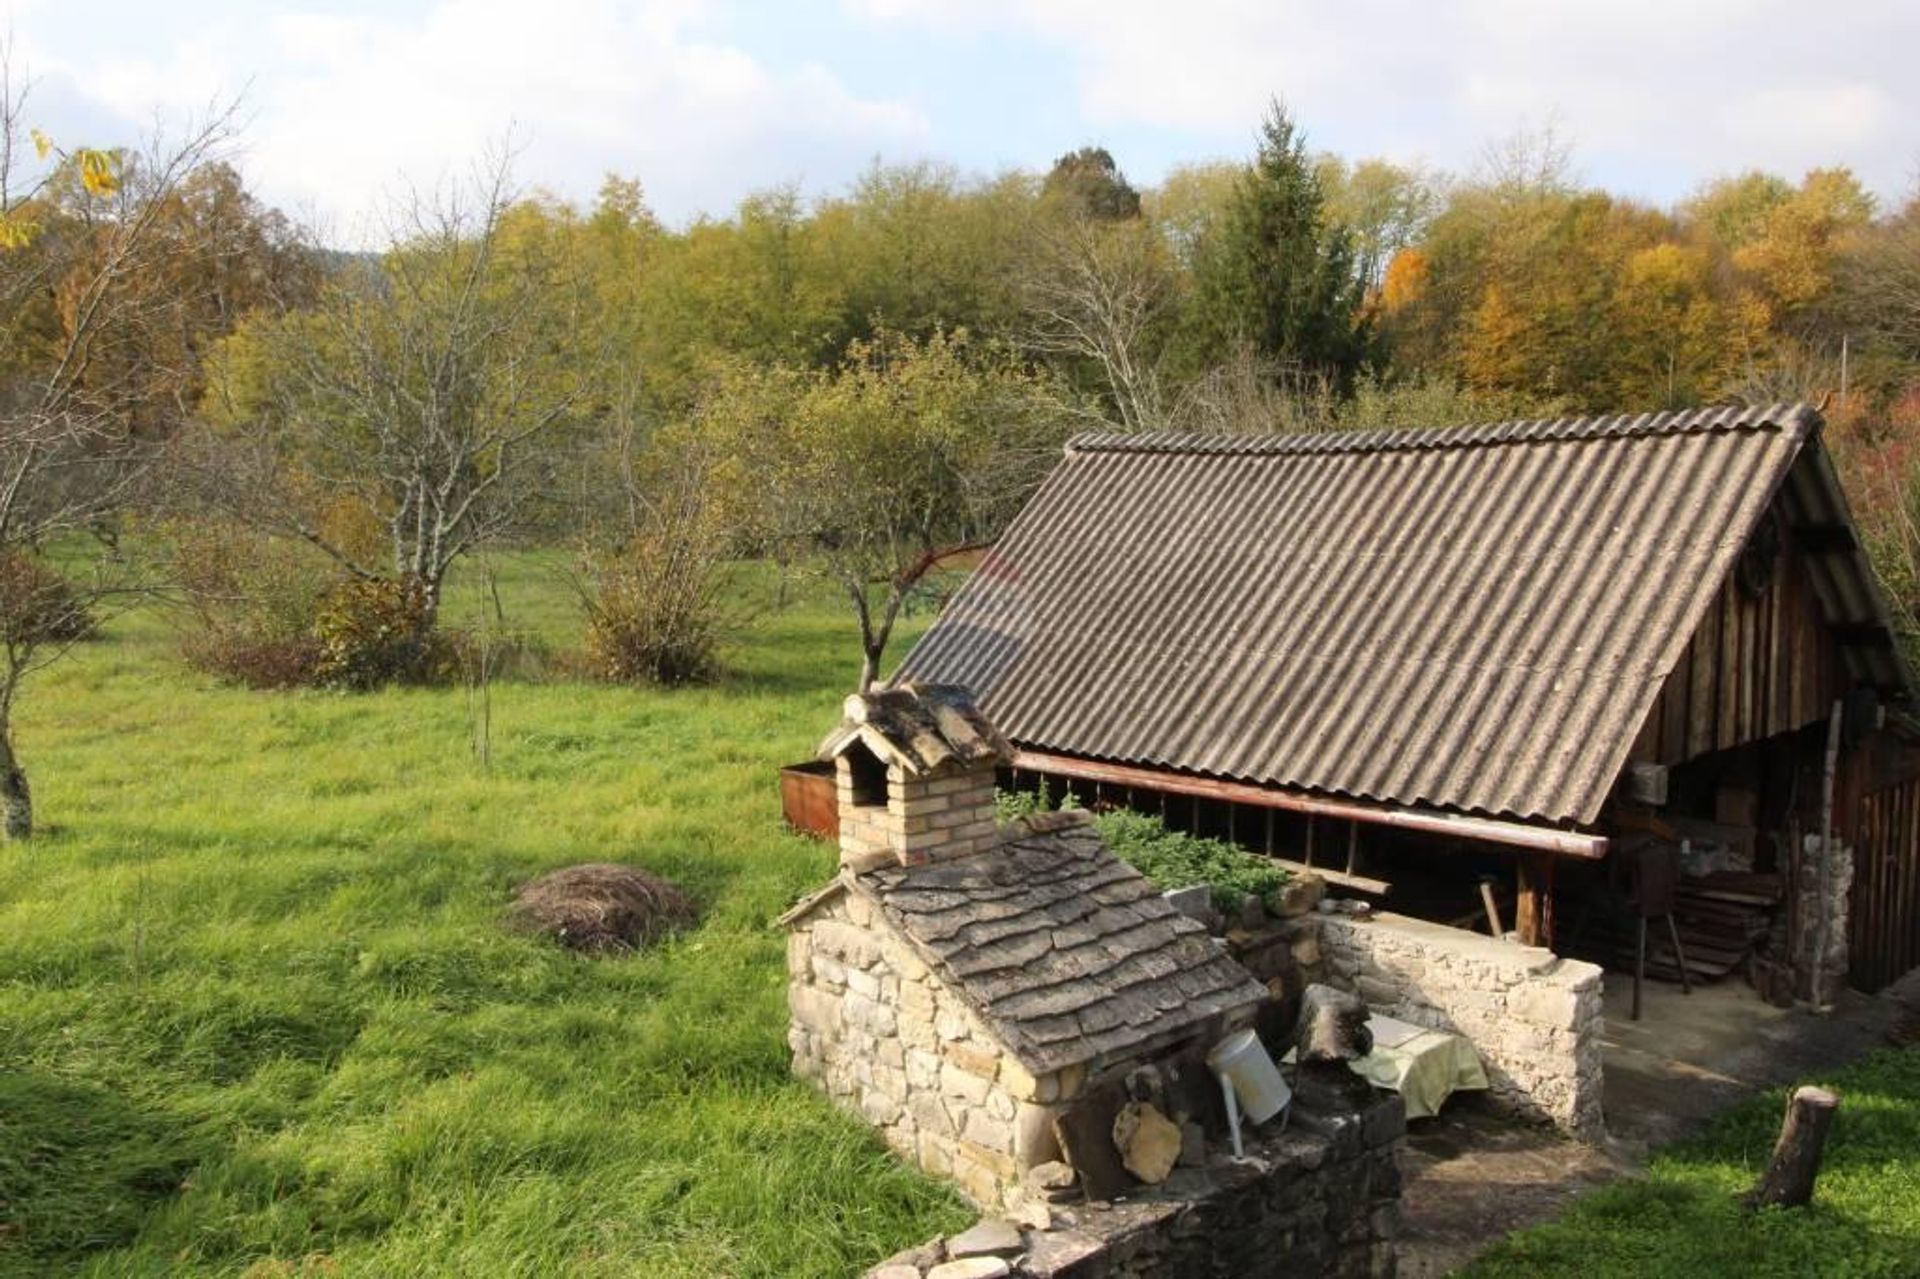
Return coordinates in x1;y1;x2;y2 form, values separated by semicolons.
788;889;1075;1208
1317;912;1605;1138
867;1089;1405;1279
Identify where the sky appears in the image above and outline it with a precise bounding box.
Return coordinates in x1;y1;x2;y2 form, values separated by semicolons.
5;0;1917;243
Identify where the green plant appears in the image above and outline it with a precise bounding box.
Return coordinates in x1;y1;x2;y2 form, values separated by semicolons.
311;575;449;691
997;787;1290;910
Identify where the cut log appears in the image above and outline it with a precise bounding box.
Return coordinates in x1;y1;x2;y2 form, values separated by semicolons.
1746;1086;1841;1209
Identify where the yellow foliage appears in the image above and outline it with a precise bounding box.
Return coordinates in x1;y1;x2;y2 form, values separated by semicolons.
1380;247;1428;313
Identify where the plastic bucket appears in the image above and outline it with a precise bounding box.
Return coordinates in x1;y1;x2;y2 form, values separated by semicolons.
1207;1028;1291;1126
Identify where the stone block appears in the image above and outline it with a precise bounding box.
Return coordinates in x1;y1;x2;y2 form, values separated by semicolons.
845;966;881;999
943;1038;1001;1080
843;992;896;1037
942;1062;992;1105
910;1090;956;1137
1508;981;1581;1031
790;984;842;1034
1014;1102;1061;1169
963;1109;1015;1154
813;919;881;968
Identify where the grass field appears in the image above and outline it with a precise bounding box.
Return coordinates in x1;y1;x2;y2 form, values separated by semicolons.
1463;1045;1920;1278
0;554;973;1277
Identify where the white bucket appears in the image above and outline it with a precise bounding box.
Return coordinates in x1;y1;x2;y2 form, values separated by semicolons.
1207;1028;1292;1128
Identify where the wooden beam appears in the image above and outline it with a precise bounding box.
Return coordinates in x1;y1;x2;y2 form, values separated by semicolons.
1011;749;1610;859
1515;853;1556;948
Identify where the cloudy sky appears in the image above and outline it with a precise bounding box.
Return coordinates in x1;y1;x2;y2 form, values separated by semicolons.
6;0;1917;240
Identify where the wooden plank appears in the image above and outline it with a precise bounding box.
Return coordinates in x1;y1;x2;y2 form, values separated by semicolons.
1011;749;1609;859
1718;580;1740;752
1689;594;1719;758
1662;647;1689;763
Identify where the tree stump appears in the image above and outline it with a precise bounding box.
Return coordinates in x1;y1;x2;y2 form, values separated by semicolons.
1746;1086;1840;1209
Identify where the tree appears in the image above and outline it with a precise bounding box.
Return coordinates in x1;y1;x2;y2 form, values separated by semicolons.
1316;155;1439;289
1041;147;1142;222
1179;102;1370;387
200;157;599;627
0;57;233;837
702;330;1071;689
1020;213;1176;430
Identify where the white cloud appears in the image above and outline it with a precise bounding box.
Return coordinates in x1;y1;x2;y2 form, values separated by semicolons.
34;0;930;241
848;0;1920;199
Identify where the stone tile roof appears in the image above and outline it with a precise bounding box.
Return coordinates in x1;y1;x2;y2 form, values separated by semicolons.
858;813;1267;1075
817;681;1013;776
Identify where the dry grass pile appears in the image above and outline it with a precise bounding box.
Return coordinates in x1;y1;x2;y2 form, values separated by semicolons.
507;862;696;954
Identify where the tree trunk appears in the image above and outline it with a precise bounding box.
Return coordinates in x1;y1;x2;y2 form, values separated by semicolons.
0;714;31;841
1747;1086;1840;1209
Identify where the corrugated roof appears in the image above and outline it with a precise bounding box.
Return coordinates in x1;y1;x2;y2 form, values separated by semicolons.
900;403;1906;827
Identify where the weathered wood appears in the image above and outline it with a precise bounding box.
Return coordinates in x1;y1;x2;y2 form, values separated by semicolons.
1746;1086;1841;1209
1011;749;1608;859
1516;857;1540;946
1479;879;1504;939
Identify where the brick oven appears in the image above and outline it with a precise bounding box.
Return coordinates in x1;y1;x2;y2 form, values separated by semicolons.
781;683;1270;1209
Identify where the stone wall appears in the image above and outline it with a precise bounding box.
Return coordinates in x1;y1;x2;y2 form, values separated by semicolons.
1317;912;1605;1138
788;887;1075;1208
867;1089;1405;1279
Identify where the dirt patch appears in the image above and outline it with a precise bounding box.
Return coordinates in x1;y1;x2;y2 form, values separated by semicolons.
1395;1099;1630;1279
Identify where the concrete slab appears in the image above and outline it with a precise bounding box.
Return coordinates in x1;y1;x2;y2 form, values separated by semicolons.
1600;977;1901;1147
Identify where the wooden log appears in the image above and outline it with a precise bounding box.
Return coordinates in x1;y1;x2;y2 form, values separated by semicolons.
1746;1086;1841;1209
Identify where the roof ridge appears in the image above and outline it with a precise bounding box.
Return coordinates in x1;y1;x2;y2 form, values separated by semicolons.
1066;402;1818;460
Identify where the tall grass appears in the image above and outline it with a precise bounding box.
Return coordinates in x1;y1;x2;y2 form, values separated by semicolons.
0;554;970;1277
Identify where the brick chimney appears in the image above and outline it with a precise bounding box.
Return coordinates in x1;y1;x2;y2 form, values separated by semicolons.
819;684;1009;872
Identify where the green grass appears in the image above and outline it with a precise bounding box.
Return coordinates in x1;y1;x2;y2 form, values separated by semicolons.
1464;1046;1920;1278
0;553;972;1277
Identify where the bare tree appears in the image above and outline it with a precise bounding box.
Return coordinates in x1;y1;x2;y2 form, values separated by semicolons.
0;50;233;837
197;154;599;625
1021;216;1175;431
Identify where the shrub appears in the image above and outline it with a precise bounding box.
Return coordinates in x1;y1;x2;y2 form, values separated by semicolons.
997;787;1290;911
0;554;94;646
171;519;331;688
580;438;738;687
311;575;450;691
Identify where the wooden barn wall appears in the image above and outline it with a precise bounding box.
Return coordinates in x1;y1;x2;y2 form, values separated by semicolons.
1629;521;1842;766
1847;777;1920;990
1839;740;1920;991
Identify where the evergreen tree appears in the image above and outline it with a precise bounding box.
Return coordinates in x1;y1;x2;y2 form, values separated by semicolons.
1181;102;1370;386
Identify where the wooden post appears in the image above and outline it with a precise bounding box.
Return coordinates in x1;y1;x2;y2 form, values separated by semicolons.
1516;854;1556;948
1516;856;1539;946
1747;1086;1841;1209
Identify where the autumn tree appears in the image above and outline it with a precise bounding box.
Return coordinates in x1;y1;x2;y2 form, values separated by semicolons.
199;158;599;628
702;330;1071;689
1179;102;1370;386
0;61;234;837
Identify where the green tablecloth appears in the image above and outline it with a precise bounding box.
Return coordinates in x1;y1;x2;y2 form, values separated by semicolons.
1347;1014;1489;1119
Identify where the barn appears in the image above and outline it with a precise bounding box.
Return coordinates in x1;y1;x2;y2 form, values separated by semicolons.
892;403;1920;1127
